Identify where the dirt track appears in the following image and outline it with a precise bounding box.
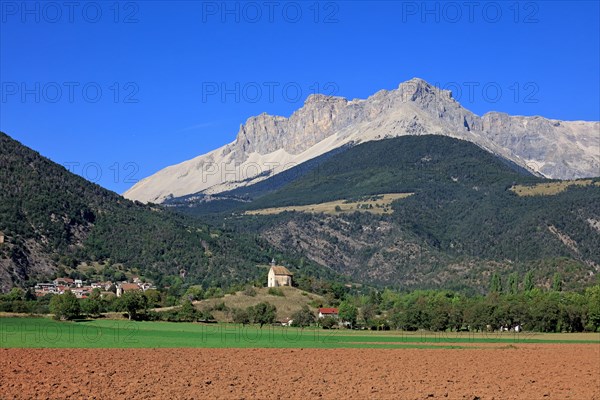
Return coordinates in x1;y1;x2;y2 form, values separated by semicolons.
0;345;598;399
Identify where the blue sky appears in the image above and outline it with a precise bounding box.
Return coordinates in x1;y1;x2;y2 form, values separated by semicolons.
1;1;599;193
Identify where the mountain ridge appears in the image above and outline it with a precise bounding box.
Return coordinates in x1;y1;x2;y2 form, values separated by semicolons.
125;78;600;203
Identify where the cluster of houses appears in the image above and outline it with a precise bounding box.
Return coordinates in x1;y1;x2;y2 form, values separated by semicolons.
34;277;155;299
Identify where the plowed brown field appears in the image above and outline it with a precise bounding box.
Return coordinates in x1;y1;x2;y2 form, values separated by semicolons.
1;345;598;399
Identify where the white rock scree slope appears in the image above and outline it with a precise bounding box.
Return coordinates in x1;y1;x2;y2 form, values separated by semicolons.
124;78;600;204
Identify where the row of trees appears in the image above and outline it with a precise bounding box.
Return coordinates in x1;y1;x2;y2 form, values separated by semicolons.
0;283;236;317
488;271;558;294
46;290;216;322
48;289;149;321
334;285;600;332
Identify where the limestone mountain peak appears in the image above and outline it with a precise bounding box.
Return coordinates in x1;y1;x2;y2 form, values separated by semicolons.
124;78;599;204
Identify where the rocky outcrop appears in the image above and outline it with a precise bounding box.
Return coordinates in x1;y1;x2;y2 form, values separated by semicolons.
231;95;349;157
125;78;600;203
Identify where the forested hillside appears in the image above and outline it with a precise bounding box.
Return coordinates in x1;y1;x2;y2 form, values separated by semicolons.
186;136;600;292
247;135;539;208
3;131;598;294
0;132;337;291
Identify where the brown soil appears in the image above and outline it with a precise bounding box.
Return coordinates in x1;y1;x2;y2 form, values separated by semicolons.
0;345;598;399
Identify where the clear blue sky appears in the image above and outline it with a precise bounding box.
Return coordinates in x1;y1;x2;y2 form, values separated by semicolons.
1;1;599;193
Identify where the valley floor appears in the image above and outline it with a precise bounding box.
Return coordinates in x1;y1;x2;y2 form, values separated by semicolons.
1;345;598;399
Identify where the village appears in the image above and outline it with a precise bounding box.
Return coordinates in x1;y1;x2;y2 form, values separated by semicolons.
18;260;535;333
33;277;156;299
26;261;343;328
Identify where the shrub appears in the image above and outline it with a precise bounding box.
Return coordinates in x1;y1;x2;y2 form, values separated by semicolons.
205;287;224;299
232;308;251;324
308;299;323;308
10;300;32;314
177;300;199;322
152;306;214;323
144;310;161;321
320;316;338;329
243;285;257;297
268;288;284;297
49;291;81;320
211;301;228;312
291;305;316;328
249;302;277;328
183;286;204;301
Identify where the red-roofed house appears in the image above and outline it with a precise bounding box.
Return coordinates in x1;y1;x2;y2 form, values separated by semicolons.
53;278;74;286
318;308;339;319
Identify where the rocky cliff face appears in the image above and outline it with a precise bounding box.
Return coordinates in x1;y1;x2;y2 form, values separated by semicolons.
228;95;350;158
125;78;600;203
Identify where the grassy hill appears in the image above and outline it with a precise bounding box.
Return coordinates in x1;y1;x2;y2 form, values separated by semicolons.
191;286;325;322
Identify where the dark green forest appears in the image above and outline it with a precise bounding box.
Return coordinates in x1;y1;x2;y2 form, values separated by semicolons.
246;135;540;207
0;132;337;290
180;136;600;290
2;132;599;296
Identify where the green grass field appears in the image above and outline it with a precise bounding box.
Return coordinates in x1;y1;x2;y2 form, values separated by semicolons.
1;318;598;349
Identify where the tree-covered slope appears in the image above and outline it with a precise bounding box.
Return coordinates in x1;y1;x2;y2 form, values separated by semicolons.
247;135;540;208
0;132;337;291
189;135;600;291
